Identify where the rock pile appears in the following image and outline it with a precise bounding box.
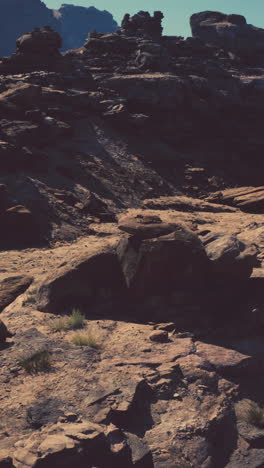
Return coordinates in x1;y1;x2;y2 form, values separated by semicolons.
121;10;164;39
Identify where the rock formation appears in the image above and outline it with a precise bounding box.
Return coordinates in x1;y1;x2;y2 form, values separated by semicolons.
0;9;263;468
190;10;264;60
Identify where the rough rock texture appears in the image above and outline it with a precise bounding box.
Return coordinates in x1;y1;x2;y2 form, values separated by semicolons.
0;319;10;343
117;224;209;296
0;276;32;312
190;11;264;59
203;232;258;281
206;186;264;213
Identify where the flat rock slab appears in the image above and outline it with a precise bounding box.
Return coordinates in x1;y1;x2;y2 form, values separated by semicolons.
206;186;264;213
196;341;258;377
0;275;32;312
143;195;237;213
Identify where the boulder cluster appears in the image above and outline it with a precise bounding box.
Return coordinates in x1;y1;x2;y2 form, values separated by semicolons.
121;10;164;39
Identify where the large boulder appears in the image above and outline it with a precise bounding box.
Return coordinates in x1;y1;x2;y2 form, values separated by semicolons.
16;26;61;58
36;248;126;314
117;225;209;296
203;232;258;281
190;11;264;57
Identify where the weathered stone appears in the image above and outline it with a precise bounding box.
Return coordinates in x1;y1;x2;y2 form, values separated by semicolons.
149;330;168;343
117;227;209;296
36;248;126;313
0;275;32;312
190;11;264;57
0;319;10;343
206;187;264;213
196;342;257;377
0;205;41;247
0;84;42;109
204;233;258;281
143;196;237;213
118;213;178;239
16;27;61;58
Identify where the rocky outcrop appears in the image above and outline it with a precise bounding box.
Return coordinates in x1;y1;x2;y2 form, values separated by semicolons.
206;187;264;213
117;216;209;296
202;232;258;282
190;11;264;59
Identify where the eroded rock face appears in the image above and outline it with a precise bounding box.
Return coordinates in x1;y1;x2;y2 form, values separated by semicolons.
190;11;264;58
0;319;10;343
0;275;32;312
203;233;258;282
206;187;264;213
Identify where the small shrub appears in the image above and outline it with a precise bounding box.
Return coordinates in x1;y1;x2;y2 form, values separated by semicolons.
71;332;100;349
19;349;52;374
50;309;85;332
244;401;264;428
67;308;85;330
50;317;69;332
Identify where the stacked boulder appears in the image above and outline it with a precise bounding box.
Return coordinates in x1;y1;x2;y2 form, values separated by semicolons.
117;214;209;296
1;26;62;72
121;11;164;39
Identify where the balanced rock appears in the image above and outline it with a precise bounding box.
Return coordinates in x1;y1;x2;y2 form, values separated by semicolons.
118;214;178;239
117;225;209;296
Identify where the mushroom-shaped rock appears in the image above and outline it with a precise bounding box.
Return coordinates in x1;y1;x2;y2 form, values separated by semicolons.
117;225;209;296
118;214;178;240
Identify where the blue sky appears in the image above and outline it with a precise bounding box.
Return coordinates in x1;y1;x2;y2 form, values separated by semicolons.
45;1;263;37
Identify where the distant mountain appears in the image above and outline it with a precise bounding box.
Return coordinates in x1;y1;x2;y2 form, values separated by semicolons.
0;0;118;56
55;4;118;51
